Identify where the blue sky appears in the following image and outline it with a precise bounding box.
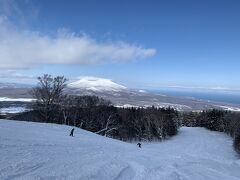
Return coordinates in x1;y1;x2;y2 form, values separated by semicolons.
0;0;240;90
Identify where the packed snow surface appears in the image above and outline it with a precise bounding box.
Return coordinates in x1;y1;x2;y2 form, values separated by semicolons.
68;76;127;92
0;120;240;180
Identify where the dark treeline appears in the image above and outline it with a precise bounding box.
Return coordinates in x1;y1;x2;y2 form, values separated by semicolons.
12;96;180;141
116;106;180;141
182;109;240;155
10;74;180;141
13;96;179;141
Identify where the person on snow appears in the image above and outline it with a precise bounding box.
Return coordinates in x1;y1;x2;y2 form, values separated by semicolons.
69;128;75;137
137;142;141;148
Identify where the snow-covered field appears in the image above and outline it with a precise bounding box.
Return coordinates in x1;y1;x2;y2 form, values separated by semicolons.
216;105;240;112
0;107;29;114
0;120;240;180
0;97;34;102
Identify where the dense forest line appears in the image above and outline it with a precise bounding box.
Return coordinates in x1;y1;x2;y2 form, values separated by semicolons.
10;96;180;141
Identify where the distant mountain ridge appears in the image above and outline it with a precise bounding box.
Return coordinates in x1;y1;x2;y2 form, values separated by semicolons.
0;83;33;89
1;78;240;111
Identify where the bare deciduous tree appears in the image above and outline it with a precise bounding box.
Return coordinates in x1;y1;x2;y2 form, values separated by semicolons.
31;74;67;122
95;112;118;137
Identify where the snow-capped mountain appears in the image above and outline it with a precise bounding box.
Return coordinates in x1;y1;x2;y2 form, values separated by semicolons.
65;76;240;111
68;76;127;92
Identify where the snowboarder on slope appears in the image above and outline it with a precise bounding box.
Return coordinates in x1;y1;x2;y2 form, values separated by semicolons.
137;143;141;148
70;128;75;137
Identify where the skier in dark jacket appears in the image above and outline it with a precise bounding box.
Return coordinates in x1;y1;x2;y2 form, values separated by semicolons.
137;142;141;148
69;128;75;137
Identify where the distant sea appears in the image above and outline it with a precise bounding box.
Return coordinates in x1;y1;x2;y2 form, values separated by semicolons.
149;88;240;105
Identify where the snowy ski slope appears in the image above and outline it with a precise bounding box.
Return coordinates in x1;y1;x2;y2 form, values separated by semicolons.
0;120;240;180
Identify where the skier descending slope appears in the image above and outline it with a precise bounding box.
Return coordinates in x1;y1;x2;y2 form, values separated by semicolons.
69;128;74;137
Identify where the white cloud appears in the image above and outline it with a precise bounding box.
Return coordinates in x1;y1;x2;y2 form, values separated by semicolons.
0;17;156;69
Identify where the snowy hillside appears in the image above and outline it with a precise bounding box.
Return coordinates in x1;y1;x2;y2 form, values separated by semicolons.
68;76;127;92
1;120;240;180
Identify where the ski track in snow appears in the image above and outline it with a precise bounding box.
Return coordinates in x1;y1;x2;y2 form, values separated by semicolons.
0;120;240;180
